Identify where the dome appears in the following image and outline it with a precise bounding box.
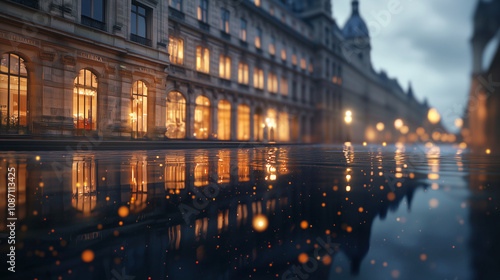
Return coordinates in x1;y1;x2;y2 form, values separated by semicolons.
342;0;370;39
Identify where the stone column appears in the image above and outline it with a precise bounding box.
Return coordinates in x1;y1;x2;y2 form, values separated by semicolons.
231;103;237;140
249;105;255;142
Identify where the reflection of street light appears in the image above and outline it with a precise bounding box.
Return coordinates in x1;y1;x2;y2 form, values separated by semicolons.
344;111;352;124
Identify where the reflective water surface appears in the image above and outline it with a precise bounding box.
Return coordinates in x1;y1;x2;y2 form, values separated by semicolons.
1;144;499;280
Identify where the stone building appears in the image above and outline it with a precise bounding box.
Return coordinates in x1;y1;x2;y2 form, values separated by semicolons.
0;0;430;143
464;0;500;148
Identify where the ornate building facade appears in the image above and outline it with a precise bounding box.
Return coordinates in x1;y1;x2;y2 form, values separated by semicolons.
0;0;430;143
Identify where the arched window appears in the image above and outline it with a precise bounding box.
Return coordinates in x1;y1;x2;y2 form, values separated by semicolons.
131;81;148;138
73;69;97;131
0;53;28;131
237;104;250;140
194;95;210;139
278;112;289;142
218;100;231;140
166;91;186;139
266;109;277;142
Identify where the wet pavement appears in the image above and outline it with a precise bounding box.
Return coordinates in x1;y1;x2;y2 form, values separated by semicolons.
0;144;499;280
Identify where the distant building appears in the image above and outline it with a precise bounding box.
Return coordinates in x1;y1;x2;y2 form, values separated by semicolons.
464;0;500;148
0;0;430;143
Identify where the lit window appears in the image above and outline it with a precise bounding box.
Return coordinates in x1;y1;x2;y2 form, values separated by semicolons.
237;105;250;140
300;58;306;70
280;77;288;96
266;109;277;142
166;91;186;139
169;0;182;10
240;19;247;41
255;28;262;49
269;36;276;55
254;0;261;7
238;62;249;85
194;96;210;139
218;100;231;140
269;7;274;15
309;59;313;73
73;69;97;131
197;0;208;23
267;73;278;94
278;112;289;142
168;36;184;65
253;67;264;89
219;55;231;79
220;8;229;33
292;53;297;66
0;53;28;131
131;81;148;138
281;44;286;61
196;46;210;73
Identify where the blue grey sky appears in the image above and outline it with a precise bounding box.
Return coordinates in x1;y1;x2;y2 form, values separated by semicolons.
333;0;476;132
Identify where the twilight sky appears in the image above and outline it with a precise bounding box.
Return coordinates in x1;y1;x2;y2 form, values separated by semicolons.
333;0;476;132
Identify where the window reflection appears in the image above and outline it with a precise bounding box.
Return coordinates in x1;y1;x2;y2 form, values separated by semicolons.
165;154;186;193
238;149;250;182
218;150;230;184
194;153;209;187
130;157;147;213
72;157;97;216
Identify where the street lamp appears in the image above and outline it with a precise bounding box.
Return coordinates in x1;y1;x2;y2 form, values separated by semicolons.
344;110;352;142
345;110;352;124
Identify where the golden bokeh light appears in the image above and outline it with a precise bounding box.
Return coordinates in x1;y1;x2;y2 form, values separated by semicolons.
118;206;129;218
81;250;95;263
300;220;309;229
394;119;403;130
400;126;409;135
427;108;441;124
252;214;269;232
376;122;385;131
454;118;463;128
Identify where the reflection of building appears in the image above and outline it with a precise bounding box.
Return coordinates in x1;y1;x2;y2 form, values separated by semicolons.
464;0;500;148
0;0;432;143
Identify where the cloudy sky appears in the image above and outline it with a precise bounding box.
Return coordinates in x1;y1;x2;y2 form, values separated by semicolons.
333;0;476;132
